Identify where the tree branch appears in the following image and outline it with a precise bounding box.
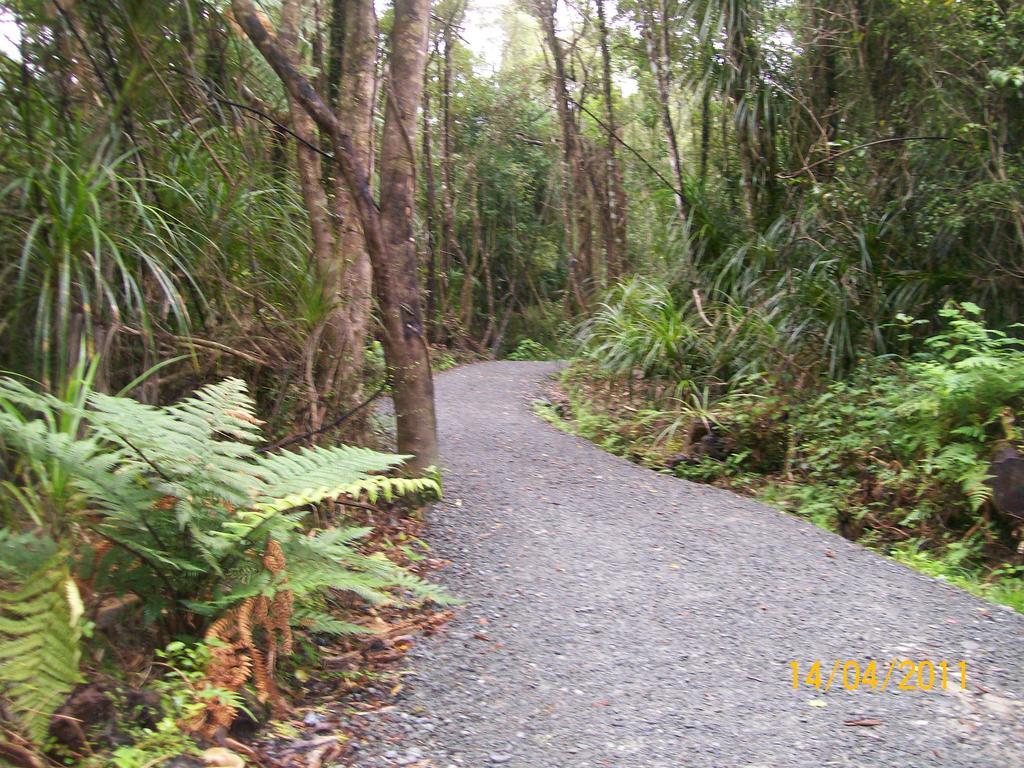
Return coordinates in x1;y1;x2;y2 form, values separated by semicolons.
778;136;969;179
256;381;388;454
566;95;685;201
230;0;378;213
211;94;336;160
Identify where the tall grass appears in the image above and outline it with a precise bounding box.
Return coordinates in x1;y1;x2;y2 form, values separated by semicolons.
0;113;316;396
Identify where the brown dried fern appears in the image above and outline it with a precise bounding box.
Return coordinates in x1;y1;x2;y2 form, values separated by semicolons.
187;540;294;737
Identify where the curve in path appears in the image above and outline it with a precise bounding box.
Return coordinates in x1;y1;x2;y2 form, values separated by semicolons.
355;361;1024;768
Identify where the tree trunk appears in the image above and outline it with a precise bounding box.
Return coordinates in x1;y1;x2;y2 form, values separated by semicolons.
377;0;439;471
640;0;688;226
806;0;840;180
330;0;376;438
595;0;627;280
439;7;465;325
471;179;496;348
279;0;348;432
724;0;774;227
534;0;589;311
421;66;440;341
699;85;711;185
232;0;439;471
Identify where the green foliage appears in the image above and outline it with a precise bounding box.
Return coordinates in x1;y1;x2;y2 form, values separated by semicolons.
578;276;777;386
559;305;1024;611
506;338;556;361
81;642;233;768
0;141;194;388
891;304;1024;508
0;375;443;617
777;304;1024;518
432;348;460;372
0;374;446;747
0;552;84;743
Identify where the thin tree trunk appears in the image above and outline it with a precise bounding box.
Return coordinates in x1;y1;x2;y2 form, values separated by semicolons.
232;0;438;470
472;180;496;348
377;0;439;470
595;0;627;280
326;0;346;107
725;0;758;227
330;0;376;437
421;66;440;341
534;0;588;311
440;8;464;323
280;0;344;432
700;85;711;184
640;0;688;225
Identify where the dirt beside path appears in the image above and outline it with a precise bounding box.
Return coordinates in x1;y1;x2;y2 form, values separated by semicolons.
352;361;1024;768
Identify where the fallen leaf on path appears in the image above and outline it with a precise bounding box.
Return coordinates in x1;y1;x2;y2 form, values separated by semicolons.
306;742;343;768
202;747;245;768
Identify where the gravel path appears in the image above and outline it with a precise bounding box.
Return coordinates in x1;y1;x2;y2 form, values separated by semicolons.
353;361;1024;768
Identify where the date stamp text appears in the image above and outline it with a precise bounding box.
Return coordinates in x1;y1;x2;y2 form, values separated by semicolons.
790;660;967;692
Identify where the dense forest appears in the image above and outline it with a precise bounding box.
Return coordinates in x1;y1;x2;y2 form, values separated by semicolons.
0;0;1022;764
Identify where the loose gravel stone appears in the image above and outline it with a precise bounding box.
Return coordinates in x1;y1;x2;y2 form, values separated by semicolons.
354;362;1024;768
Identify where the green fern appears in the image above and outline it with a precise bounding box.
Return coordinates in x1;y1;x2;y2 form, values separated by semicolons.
0;374;448;747
0;559;84;743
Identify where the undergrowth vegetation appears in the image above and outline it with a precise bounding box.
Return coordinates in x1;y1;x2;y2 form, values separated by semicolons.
0;369;445;760
1;0;1021;761
547;290;1024;612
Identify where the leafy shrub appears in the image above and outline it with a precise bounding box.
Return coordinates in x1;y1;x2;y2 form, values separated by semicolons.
891;303;1024;508
558;303;1024;609
432;348;460;371
507;338;556;361
0;375;444;747
0;147;193;389
577;276;778;387
785;304;1024;517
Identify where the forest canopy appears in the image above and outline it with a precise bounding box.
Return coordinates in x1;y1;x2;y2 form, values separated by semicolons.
0;0;1022;763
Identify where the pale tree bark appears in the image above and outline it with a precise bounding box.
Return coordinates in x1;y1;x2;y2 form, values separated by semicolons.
533;0;590;311
271;0;374;440
639;0;688;226
595;0;627;280
231;0;439;471
330;0;376;436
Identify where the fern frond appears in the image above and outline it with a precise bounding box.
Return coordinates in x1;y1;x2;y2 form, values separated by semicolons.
0;531;58;578
0;373;450;742
253;445;407;506
0;561;84;743
292;608;373;636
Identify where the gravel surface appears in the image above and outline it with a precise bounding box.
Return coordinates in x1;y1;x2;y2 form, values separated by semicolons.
352;361;1024;768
